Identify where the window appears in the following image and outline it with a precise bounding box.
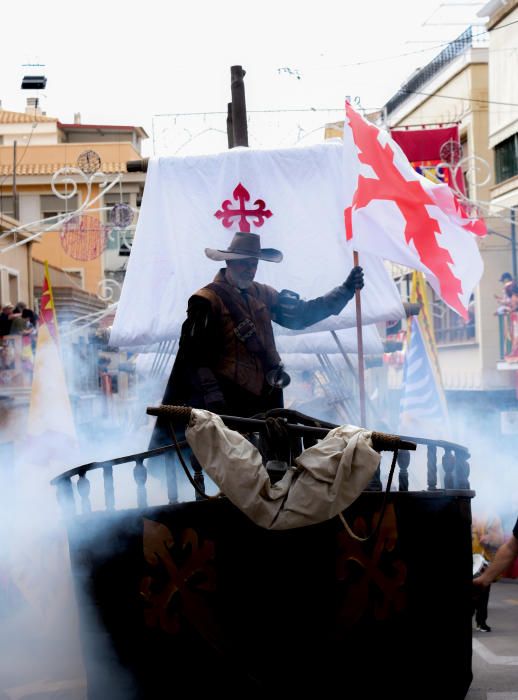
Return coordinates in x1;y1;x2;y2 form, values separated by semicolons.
8;272;19;304
103;193;135;255
103;193;131;222
40;194;78;220
1;269;20;305
431;289;475;344
495;134;518;184
0;195;15;218
62;268;85;289
118;230;134;256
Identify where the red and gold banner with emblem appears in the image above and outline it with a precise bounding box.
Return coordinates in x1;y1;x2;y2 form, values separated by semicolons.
390;125;464;194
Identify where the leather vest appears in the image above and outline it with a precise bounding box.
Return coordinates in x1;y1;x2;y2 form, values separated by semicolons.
195;271;281;396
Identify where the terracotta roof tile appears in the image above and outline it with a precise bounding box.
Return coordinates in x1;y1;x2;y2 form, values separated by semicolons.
0;109;57;124
0;162;128;175
0;143;142;176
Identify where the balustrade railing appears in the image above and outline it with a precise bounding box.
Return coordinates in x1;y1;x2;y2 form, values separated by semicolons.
498;311;518;360
51;413;471;517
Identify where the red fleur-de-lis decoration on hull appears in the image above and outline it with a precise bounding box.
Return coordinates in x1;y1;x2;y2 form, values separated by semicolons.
214;183;273;232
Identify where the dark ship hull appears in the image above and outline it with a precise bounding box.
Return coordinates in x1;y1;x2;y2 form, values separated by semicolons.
54;414;474;699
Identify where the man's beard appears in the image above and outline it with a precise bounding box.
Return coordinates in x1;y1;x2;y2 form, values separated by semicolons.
226;268;254;290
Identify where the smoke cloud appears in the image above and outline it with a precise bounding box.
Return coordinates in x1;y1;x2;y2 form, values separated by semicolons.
2;318;515;698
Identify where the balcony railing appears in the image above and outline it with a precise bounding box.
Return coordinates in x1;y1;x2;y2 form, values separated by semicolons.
385;26;486;117
498;311;518;360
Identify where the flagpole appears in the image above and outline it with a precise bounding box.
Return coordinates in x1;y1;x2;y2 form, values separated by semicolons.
353;250;366;426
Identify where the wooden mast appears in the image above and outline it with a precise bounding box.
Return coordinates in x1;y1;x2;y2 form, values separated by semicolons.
230;65;248;148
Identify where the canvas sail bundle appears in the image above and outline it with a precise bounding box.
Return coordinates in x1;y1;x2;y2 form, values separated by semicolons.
185;409;380;530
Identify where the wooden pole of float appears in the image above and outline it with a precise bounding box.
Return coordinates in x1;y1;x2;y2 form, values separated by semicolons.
230;65;248;148
353;250;366;426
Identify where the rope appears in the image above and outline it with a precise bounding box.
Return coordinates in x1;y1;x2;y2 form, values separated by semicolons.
371;432;402;453
157;404;193;420
338;448;399;543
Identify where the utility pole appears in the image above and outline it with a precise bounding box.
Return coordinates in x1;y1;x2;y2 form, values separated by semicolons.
13;140;19;221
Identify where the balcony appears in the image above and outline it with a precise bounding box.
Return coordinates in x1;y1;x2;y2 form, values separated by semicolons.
384;26;487;117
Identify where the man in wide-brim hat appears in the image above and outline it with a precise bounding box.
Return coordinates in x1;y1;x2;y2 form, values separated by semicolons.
150;232;363;447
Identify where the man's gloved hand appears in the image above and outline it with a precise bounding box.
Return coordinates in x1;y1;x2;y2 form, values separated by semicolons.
344;266;364;293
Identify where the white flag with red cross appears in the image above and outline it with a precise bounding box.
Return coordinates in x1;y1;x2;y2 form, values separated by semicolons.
342;103;486;319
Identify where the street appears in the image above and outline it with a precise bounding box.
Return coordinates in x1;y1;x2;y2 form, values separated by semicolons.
467;579;518;699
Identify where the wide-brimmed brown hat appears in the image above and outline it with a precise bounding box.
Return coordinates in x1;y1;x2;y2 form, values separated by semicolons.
205;232;283;263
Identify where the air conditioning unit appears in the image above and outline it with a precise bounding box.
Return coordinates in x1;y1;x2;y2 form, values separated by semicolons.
21;75;47;90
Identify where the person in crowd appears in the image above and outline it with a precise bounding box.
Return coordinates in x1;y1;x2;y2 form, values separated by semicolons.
495;272;515;315
474;516;518;589
509;283;518;313
15;301;37;327
150;231;364;447
10;304;31;335
472;510;505;632
0;302;15;336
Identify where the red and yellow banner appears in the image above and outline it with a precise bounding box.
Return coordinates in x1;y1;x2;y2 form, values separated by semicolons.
39;260;59;343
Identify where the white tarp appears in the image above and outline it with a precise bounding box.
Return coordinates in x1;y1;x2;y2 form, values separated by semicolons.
110;143;405;347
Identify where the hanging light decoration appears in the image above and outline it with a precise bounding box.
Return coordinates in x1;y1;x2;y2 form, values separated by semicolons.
60;215;108;261
109;203;134;228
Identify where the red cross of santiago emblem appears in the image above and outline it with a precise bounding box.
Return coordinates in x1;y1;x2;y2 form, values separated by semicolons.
214;183;272;233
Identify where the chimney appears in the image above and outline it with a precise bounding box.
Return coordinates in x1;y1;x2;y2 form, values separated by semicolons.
25;97;42;115
74;112;81;124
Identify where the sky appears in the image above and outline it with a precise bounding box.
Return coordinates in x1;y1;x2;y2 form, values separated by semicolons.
1;0;487;156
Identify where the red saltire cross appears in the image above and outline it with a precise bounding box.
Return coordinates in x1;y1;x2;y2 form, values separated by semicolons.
214;183;273;233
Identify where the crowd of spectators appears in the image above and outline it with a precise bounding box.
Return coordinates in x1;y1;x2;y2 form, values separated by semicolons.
0;301;37;338
0;301;38;374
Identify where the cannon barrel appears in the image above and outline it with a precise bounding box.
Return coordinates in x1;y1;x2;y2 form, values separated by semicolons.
146;404;416;453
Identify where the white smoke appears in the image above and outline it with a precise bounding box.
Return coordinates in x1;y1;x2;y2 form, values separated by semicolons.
0;324;174;698
2;317;515;698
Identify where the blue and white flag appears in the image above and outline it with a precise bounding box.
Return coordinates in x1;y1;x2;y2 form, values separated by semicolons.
398;316;449;440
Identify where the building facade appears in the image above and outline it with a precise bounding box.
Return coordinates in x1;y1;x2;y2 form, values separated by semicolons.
0;101;147;306
381;24;517;440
